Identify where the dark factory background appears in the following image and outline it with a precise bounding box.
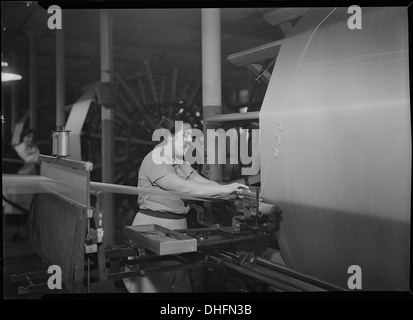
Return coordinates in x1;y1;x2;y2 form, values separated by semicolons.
2;3;292;297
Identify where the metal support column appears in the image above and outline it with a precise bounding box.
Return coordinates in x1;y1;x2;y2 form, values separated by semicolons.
201;8;223;182
56;17;65;128
10;51;19;134
28;31;38;130
100;9;114;245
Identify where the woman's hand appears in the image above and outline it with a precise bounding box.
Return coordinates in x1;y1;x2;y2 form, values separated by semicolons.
220;183;250;195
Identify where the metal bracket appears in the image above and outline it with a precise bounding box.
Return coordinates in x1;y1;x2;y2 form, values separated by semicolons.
238;252;256;267
137;247;146;276
85;228;98;254
129;241;147;276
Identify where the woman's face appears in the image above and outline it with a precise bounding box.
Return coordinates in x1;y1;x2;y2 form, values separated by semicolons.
173;122;192;157
23;133;34;147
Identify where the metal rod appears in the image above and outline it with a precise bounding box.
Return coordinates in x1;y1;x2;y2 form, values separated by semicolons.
255;256;345;291
215;252;340;291
205;111;259;123
242;261;327;292
206;256;299;292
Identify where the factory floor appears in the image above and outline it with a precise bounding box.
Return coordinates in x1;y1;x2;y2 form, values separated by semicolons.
2;215;120;299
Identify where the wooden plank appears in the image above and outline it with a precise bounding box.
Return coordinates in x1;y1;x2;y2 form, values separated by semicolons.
124;224;197;255
227;40;282;67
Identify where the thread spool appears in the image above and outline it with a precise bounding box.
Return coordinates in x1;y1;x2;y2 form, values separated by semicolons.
52;127;71;157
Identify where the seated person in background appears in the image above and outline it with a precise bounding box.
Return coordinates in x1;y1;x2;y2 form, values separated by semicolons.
6;128;40;240
123;114;249;293
14;128;40;175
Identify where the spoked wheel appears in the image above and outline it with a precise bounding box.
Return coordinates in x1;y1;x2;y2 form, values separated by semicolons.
82;59;203;186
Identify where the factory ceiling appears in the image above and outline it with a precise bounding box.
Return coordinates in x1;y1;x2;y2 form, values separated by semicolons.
1;3;302;108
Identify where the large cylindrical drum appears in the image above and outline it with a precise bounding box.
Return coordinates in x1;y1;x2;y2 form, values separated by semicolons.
260;7;410;290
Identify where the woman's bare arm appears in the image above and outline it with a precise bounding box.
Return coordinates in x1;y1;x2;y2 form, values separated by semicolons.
192;173;220;185
156;174;249;198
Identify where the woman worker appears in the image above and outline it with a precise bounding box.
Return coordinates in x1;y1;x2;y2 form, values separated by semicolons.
123;114;249;293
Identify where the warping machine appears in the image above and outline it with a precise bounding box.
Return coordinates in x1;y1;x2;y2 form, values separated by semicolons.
8;7;410;294
12;153;341;293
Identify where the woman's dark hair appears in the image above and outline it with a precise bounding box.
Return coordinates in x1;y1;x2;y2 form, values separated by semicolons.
158;113;193;135
20;128;36;143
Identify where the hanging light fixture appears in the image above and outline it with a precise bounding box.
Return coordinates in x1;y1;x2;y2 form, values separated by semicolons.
2;61;22;82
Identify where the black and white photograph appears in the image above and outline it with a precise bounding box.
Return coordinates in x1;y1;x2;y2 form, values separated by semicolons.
1;1;411;308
